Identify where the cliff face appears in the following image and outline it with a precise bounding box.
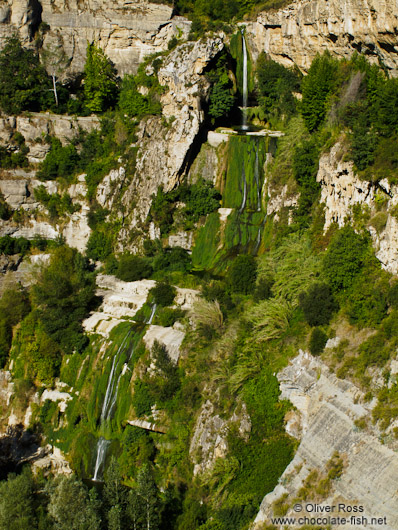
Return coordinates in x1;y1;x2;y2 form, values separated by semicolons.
253;350;398;530
0;0;191;76
247;0;398;74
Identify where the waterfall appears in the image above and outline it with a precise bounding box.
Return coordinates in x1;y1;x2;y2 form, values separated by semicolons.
241;29;248;131
239;166;247;214
254;141;261;211
93;438;111;481
92;304;157;481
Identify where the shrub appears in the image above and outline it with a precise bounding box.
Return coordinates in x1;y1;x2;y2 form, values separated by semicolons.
149;282;176;307
228;255;257;294
132;380;154;417
86;231;113;262
299;282;337;326
309;328;328;356
115;254;153;282
156;307;185;327
37;138;79;181
323;226;370;292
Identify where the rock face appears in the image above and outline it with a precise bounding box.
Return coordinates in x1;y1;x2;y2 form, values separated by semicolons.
316;141;398;274
316;141;375;230
253;350;398;530
247;0;398;74
0;113;99;163
119;37;224;245
0;0;191;76
189;400;251;476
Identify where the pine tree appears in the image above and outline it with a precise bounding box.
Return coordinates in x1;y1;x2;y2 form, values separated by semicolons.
84;42;118;112
137;464;162;530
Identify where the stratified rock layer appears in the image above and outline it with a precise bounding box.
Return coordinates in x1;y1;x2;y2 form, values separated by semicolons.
247;0;398;74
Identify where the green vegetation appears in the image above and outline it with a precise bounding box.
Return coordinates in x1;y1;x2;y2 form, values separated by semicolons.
84;42;118;113
0;35;50;114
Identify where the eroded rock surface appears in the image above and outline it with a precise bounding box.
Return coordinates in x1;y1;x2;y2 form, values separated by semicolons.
248;0;398;74
253;351;398;530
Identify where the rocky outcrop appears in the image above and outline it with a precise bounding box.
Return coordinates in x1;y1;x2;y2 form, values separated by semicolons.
190;400;251;476
119;37;224;245
253;350;398;530
316;141;398;274
316;141;375;230
248;0;398;74
0;113;99;162
0;0;191;76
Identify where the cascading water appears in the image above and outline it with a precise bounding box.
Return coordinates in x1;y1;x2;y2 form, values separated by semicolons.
92;304;157;481
241;29;249;131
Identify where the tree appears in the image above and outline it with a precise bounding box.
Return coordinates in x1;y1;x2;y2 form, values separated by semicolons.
309;327;328;356
0;467;36;530
84;42;118;112
41;40;69;107
0;35;50;114
149;282;176;307
301;52;338;131
31;246;96;354
299;282;338;326
47;476;101;530
228;254;257;294
137;464;162;530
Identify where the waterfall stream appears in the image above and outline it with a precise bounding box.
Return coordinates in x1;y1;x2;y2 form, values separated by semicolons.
92;304;157;481
241;29;248;131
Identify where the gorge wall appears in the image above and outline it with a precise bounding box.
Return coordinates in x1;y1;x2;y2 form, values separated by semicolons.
247;0;398;74
0;0;191;76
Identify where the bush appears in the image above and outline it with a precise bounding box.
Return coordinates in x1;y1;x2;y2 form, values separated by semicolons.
115;254;153;282
86;231;113;262
323;226;370;292
37;138;80;181
309;328;328;356
149;282;176;307
228;255;257;294
156;307;185;327
299;282;337;326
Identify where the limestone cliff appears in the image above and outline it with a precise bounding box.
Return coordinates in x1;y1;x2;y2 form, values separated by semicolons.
253;350;398;530
118;36;224;247
247;0;398;74
0;0;191;76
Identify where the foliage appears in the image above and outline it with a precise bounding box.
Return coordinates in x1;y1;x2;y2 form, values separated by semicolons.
309;327;328;356
301;52;339;132
0;467;36;530
31;246;96;355
149;282;176;307
323;226;371;292
292;138;320;226
149;341;181;404
256;52;301;124
207;52;235;123
86;230;114;262
149;180;221;235
118;75;161;118
227;255;257;294
84;42;118;112
299;283;337;327
34;185;80;219
47;475;101;530
0;35;50;114
0;286;30;367
0;144;29;170
37;138;80;182
0;235;31;255
115;254;153;282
